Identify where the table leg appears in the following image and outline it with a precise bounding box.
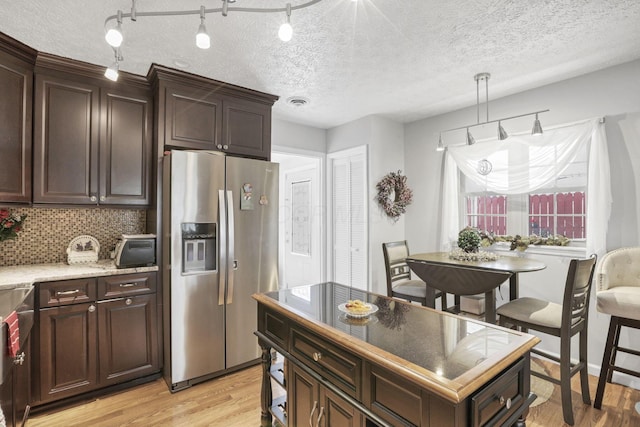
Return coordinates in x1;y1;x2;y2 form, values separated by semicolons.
425;286;436;309
485;290;496;323
509;273;519;301
259;340;273;427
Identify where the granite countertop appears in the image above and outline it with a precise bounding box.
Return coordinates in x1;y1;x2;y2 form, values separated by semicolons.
0;259;159;289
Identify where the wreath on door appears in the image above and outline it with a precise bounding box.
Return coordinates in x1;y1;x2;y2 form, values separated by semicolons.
376;170;413;220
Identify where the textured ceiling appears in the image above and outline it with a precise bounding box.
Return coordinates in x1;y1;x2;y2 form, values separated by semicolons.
1;0;639;128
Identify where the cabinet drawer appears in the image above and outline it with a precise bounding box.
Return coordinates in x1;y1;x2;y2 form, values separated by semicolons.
290;327;361;397
98;272;156;299
471;359;525;427
38;278;97;308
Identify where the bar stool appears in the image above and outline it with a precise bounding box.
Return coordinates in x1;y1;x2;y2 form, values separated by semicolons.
382;241;446;308
496;256;597;426
594;247;640;409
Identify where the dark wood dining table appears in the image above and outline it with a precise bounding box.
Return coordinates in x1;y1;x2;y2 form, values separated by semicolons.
406;252;546;323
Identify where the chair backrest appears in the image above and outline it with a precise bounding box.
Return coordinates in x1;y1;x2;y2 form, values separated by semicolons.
562;255;597;329
596;247;640;292
382;241;412;296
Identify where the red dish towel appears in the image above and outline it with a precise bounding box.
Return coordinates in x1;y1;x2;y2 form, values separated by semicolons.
4;310;19;358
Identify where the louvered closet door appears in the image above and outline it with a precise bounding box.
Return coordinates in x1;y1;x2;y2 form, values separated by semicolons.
330;147;368;291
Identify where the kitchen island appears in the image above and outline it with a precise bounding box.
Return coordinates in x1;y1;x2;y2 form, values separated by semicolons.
254;282;540;427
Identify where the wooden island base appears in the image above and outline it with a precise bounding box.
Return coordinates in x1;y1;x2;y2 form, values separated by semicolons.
254;282;540;427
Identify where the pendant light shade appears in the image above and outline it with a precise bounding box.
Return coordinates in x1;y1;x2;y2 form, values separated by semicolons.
279;3;293;42
436;133;444;151
532;113;543;135
466;128;476;145
498;121;509;140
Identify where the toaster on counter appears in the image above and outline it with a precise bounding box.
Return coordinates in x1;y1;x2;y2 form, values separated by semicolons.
114;234;156;268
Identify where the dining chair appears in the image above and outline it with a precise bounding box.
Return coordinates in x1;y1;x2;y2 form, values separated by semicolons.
496;255;597;426
593;247;640;410
382;241;446;309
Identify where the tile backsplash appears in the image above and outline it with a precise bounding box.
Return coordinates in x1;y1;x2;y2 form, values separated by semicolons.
0;207;147;266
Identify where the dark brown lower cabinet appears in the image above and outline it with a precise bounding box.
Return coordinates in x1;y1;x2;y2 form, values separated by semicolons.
37;302;98;403
290;364;363;427
33;272;159;408
97;293;158;386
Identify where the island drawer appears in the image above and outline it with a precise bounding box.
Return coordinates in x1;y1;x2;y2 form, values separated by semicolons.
38;278;97;308
98;272;156;299
471;358;526;427
290;327;361;397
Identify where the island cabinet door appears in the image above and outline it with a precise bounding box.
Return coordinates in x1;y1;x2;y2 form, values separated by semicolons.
97;294;159;386
36;302;98;404
289;364;363;427
289;364;319;427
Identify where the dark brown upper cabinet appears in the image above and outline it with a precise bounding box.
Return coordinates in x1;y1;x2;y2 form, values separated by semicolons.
0;34;36;204
33;54;152;206
149;64;277;160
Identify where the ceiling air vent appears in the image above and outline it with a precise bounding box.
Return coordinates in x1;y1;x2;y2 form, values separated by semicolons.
286;96;309;107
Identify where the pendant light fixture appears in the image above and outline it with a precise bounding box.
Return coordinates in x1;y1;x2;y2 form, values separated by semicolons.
436;72;549;151
102;0;347;78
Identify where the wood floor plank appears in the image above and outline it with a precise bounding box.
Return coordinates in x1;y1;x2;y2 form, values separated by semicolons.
27;361;640;426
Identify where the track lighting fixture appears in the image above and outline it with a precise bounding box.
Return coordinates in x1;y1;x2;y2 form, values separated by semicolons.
436;72;549;151
104;49;123;81
196;6;211;49
103;0;338;79
466;128;476;145
436;133;444;152
498;121;509;140
532;113;543;135
105;10;124;48
278;4;293;42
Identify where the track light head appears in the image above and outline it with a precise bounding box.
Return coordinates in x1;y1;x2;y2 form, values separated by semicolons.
532;113;543;135
436;133;444;151
196;6;210;49
105;10;124;48
466;128;476;145
279;4;293;41
104;62;119;81
498;121;509;140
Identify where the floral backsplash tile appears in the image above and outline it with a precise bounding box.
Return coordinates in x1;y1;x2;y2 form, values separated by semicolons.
0;207;146;266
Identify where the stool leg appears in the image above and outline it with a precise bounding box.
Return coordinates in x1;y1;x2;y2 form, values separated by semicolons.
560;331;575;425
579;327;591;404
595;316;620;409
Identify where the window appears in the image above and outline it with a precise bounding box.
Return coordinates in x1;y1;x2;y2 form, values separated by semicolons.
442;118;610;256
461;139;588;241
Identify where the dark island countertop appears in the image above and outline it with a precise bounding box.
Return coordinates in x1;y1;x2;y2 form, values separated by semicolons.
254;281;540;403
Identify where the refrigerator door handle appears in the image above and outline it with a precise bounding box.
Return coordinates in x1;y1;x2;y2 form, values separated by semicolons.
227;190;235;305
218;189;227;306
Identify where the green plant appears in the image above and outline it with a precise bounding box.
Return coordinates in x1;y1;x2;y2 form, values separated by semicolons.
458;227;481;253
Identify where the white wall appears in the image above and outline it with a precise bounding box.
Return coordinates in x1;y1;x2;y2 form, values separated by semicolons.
327;115;406;295
404;58;640;386
272;118;327;152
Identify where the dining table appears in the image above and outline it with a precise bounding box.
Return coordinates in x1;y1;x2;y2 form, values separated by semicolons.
405;252;546;323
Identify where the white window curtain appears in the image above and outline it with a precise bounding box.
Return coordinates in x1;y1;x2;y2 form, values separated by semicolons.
440;118;611;256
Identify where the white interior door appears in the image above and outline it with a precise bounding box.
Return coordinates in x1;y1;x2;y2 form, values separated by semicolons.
274;153;324;289
329;146;368;290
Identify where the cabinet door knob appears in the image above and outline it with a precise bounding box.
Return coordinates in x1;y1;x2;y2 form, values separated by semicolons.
100;195;106;201
313;352;322;362
223;144;228;150
90;195;97;202
125;298;133;305
88;304;96;312
499;396;512;409
217;144;223;149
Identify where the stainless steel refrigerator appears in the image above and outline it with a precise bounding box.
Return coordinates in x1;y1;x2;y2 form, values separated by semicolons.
162;150;279;392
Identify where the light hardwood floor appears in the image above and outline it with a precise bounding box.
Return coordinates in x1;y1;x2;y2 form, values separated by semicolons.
27;361;640;427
